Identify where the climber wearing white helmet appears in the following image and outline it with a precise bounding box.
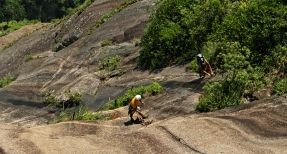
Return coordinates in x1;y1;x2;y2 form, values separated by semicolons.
196;53;214;78
128;94;146;122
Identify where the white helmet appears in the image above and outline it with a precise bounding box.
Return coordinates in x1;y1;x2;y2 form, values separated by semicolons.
197;53;203;58
135;95;142;100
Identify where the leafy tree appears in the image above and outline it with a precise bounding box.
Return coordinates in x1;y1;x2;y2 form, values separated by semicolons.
139;0;226;70
0;0;88;22
1;0;26;21
140;0;287;111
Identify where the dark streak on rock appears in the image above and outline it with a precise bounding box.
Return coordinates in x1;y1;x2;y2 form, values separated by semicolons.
158;126;205;154
0;147;6;154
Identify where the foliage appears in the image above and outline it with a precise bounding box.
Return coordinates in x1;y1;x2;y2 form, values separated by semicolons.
56;110;70;122
0;0;89;22
210;41;251;72
0;76;16;88
239;68;266;94
100;40;113;47
140;0;287;112
43;90;82;109
273;77;287;96
140;0;287;72
186;60;197;72
100;82;164;111
99;55;121;71
73;106;105;121
24;54;34;62
139;0;226;70
43;90;60;107
0;0;26;21
55;106;106;122
211;0;287;65
132;38;141;46
46;91;106;122
196;67;268;112
196;74;245;112
67;0;93;15
0;20;38;37
263;45;287;74
64;90;82;107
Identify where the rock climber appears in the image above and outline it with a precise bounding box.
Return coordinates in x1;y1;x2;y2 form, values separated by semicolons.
196;53;214;78
128;94;146;122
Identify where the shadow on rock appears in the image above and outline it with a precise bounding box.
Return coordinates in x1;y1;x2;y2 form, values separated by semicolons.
0;147;6;154
124;118;144;126
162;77;205;92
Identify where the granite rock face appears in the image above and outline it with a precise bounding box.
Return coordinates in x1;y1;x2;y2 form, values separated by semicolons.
0;0;286;153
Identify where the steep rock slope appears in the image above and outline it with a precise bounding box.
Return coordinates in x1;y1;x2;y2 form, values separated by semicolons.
1;95;286;154
0;0;155;122
0;0;286;153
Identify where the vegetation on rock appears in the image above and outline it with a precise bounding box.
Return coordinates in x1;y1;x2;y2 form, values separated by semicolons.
43;90;108;122
273;77;287;96
43;90;82;109
0;20;38;37
55;106;105;122
100;82;164;110
100;40;113;47
0;0;90;22
0;76;16;88
140;0;287;111
99;55;122;71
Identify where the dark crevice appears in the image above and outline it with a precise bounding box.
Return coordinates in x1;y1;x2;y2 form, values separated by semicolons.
158;126;205;154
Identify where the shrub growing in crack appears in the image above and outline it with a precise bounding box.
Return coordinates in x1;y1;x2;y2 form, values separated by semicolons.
99;55;122;71
43;90;82;109
100;39;113;47
24;54;34;62
0;76;16;88
54;106;106;123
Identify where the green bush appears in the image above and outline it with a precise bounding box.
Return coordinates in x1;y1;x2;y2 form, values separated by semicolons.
211;0;287;65
73;106;105;121
54;106;106;122
263;45;287;74
239;68;266;94
210;41;251;72
186;60;198;72
0;0;26;21
140;0;287;72
0;76;16;88
196;74;245;112
0;0;90;22
64;90;82;107
100;40;113;47
0;20;38;37
140;0;287;112
131;38;141;46
139;0;226;70
100;82;164;110
43;90;60;107
273;77;287;96
196;68;268;112
43;90;82;109
68;0;94;16
57;110;70;122
99;55;121;71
